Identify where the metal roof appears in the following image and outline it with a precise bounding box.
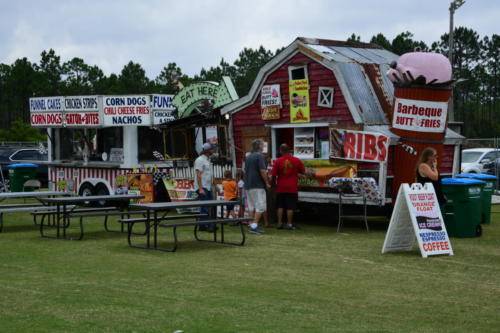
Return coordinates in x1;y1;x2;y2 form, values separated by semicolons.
222;37;400;126
336;62;387;125
366;125;465;144
307;44;398;65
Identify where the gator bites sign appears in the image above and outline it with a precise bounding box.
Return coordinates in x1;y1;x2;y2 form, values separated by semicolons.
330;128;389;163
30;96;101;127
392;98;448;133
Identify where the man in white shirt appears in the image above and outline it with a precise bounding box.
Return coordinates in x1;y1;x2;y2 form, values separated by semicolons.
194;142;214;231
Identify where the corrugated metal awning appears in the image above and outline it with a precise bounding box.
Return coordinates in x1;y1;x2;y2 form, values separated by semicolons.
336;63;387;125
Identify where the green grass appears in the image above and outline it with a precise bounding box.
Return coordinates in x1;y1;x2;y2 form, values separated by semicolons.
1;205;500;333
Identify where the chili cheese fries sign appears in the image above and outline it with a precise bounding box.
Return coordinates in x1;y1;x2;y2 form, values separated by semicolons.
382;183;453;258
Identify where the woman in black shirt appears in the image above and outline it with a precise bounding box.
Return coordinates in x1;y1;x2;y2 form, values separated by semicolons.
416;147;447;206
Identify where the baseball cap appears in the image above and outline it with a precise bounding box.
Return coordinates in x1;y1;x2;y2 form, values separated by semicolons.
202;142;214;152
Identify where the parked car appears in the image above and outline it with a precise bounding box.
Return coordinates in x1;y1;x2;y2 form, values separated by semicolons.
460;148;500;173
0;147;48;186
484;157;500;175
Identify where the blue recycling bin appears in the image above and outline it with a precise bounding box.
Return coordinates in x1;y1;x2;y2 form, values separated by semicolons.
7;163;39;192
456;173;497;224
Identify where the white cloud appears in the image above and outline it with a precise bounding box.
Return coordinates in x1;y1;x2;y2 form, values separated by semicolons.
0;0;498;78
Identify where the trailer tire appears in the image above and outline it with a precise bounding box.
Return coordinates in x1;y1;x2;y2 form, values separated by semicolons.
94;184;110;207
79;183;94;196
79;183;95;207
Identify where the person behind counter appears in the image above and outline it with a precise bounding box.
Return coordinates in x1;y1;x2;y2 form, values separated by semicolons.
415;147;447;206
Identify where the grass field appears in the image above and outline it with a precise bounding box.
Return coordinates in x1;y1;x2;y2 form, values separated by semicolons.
0;205;499;333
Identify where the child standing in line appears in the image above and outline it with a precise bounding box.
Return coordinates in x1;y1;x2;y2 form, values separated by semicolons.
222;170;238;219
236;169;246;218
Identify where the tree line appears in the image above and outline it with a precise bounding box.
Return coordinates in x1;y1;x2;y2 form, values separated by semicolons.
0;27;498;139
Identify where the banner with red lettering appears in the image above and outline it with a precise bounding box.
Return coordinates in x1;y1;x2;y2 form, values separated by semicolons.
392;98;448;133
329;128;389;163
30;96;101;127
102;95;152;126
162;178;199;213
382;183;453;258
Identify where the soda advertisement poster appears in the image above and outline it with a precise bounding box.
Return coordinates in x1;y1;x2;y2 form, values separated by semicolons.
289;79;310;123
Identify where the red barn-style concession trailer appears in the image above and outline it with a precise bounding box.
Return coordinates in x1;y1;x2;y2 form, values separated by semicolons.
222;37;464;205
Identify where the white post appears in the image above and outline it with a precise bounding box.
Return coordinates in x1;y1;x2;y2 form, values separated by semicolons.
47;128;53;162
379;162;388;204
271;127;277;159
228;116;237;176
122;126;138;168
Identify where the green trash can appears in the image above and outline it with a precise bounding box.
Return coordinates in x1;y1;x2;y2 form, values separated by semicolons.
441;178;485;237
456;173;497;224
7;163;39;192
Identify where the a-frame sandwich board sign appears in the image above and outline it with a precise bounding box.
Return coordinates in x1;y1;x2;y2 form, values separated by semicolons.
382;183;453;258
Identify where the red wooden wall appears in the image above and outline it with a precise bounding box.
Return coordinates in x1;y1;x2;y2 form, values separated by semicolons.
232;52;355;165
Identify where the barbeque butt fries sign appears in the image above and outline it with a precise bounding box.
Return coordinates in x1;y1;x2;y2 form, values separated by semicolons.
382;183;453;258
329;128;389;163
392;98;448;133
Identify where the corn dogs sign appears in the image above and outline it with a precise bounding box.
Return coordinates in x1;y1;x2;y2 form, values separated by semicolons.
329;128;389;163
30;96;101;127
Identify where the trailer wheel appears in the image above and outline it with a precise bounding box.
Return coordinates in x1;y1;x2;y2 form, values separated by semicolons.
79;183;94;196
78;183;95;206
94;184;110;207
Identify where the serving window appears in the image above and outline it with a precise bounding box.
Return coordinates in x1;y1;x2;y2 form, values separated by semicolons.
138;127;164;162
54;127;123;162
273;126;330;159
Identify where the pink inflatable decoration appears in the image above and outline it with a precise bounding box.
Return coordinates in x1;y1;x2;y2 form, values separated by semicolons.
387;52;452;86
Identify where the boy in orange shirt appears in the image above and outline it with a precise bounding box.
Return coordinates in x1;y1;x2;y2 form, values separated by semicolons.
222;170;238;218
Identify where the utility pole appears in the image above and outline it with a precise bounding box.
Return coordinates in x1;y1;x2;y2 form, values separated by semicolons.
448;0;465;123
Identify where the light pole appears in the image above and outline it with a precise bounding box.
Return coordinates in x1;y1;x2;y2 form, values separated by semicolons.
448;0;465;123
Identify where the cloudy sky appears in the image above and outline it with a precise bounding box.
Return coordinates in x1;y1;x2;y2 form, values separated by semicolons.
1;0;498;78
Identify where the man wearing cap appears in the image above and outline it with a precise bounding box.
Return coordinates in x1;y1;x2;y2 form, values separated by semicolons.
194;142;215;231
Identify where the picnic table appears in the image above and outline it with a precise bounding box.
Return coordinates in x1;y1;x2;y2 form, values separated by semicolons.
124;200;251;252
37;194;144;240
0;191;70;232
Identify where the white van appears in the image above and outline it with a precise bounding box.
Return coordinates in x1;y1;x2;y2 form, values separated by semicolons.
461;148;500;173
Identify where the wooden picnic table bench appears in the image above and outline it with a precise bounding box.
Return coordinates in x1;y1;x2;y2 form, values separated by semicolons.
123;200;251;252
0;191;70;232
36;194;144;240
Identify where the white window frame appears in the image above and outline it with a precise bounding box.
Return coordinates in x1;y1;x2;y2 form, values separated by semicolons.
317;87;334;108
288;65;308;81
